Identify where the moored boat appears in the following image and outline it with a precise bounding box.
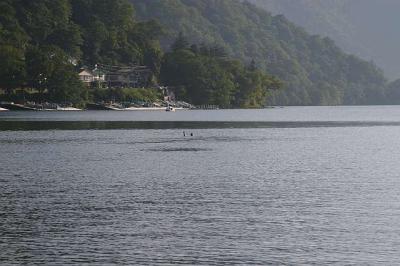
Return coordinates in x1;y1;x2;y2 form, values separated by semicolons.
124;107;166;111
0;102;37;111
56;106;82;111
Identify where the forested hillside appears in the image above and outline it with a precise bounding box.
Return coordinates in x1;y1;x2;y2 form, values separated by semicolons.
132;0;388;105
0;0;280;107
0;0;396;106
0;0;164;104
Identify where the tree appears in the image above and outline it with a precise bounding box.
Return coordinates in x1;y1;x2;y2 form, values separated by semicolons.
47;63;86;104
25;45;86;103
161;42;281;107
0;45;25;94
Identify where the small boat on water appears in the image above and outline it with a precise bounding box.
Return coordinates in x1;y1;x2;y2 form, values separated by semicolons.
165;105;175;112
0;107;8;111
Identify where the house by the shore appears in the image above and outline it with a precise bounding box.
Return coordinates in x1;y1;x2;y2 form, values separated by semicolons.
78;69;94;83
78;66;106;86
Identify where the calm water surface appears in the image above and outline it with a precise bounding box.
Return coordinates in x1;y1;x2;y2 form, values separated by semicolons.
1;106;400;264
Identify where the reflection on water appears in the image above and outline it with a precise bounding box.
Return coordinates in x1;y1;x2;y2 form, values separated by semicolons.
145;147;213;152
3;106;400;122
2;108;400;264
3;120;400;131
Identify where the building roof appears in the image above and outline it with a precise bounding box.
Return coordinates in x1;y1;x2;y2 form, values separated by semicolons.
79;69;94;76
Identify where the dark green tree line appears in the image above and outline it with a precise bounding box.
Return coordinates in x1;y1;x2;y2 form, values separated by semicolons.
0;0;165;104
161;37;281;108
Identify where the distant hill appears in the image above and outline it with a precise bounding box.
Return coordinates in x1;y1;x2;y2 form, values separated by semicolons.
247;0;400;80
132;0;387;105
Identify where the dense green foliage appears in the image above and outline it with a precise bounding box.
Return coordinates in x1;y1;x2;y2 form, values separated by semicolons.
161;38;281;107
0;0;86;103
0;0;163;104
0;0;281;107
92;87;162;103
70;0;163;72
132;0;389;105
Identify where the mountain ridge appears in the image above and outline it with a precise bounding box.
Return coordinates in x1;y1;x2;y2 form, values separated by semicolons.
247;0;400;80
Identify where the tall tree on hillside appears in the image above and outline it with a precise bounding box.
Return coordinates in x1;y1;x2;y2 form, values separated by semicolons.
0;0;28;92
25;45;85;103
0;45;25;94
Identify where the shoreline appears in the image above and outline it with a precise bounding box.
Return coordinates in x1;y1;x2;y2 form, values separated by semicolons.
0;102;193;112
0;107;190;112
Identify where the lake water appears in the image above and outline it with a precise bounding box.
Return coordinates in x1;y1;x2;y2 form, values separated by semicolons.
1;106;400;264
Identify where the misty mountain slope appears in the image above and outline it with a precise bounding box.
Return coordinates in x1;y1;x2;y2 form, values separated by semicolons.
247;0;400;80
132;0;387;105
